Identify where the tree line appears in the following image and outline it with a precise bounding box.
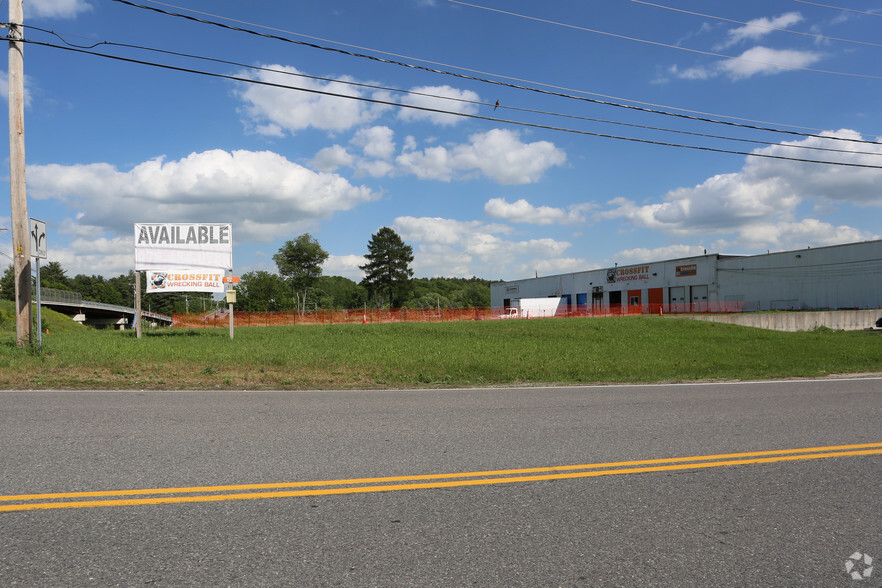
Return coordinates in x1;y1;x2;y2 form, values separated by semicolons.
1;227;493;315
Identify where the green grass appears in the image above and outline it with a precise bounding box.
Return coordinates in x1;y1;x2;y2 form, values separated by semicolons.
1;299;880;389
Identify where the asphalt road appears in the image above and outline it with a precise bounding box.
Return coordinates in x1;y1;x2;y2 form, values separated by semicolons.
1;379;880;586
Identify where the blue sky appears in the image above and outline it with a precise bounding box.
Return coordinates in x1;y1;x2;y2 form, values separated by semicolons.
2;0;881;282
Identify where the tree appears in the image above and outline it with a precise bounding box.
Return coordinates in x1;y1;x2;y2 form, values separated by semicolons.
39;261;70;291
313;275;367;309
359;227;414;308
0;265;15;301
402;277;491;309
108;272;137;308
273;234;329;314
237;270;292;311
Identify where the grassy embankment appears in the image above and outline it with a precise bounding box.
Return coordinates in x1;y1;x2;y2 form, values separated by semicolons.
1;300;880;389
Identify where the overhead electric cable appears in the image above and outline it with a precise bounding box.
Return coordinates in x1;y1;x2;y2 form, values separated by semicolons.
113;0;874;143
136;0;829;136
630;0;882;49
24;25;882;159
106;0;882;146
19;37;882;170
791;0;882;18
449;0;882;81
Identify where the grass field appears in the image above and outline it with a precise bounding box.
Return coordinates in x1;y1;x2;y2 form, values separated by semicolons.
1;300;880;389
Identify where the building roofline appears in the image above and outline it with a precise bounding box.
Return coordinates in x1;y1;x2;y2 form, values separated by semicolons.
493;239;882;284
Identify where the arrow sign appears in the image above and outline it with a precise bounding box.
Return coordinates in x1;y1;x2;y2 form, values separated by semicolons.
29;218;47;259
222;276;240;284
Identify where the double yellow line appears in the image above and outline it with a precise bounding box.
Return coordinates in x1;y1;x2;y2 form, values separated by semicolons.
2;442;881;513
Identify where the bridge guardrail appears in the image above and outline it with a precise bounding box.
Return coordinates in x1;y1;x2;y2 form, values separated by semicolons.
38;288;172;323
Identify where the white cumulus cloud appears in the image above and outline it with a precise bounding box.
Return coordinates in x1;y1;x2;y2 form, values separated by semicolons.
484;197;590;225
310;145;355;172
668;46;823;81
27;149;380;243
27;0;91;19
392;215;586;279
323;254;368;282
397;85;481;125
351;126;396;160
721;46;823;79
396;129;566;184
614;244;709;264
237;65;391;135
715;12;804;50
600;129;881;252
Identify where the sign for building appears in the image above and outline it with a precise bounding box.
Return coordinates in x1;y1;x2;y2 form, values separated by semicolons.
145;270;225;293
135;223;232;271
676;264;697;277
607;265;651;283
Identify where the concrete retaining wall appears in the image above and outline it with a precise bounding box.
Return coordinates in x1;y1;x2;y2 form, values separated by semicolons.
681;309;882;332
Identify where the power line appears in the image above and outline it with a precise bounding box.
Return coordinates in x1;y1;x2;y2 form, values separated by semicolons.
103;0;882;147
630;0;882;49
129;0;840;136
23;25;882;160
21;38;882;170
113;0;875;144
449;0;882;81
791;0;882;18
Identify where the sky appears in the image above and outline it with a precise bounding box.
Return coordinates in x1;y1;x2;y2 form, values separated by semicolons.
2;0;882;284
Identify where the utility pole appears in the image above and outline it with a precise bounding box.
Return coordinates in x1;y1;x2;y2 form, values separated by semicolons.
8;0;31;347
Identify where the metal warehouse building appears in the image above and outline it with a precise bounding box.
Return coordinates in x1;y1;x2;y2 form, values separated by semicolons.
490;240;882;315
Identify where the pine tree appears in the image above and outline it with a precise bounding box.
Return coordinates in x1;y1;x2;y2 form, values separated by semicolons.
359;227;414;308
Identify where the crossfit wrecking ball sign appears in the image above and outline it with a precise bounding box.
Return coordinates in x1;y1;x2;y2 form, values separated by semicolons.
135;223;233;271
146;270;225;294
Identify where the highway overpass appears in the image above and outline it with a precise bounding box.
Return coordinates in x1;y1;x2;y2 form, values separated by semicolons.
40;288;172;329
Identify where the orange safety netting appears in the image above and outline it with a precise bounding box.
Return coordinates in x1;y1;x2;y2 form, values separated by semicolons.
172;302;746;328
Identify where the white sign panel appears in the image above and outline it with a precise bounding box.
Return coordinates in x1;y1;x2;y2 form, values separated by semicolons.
146;270;225;294
29;218;47;259
135;223;232;271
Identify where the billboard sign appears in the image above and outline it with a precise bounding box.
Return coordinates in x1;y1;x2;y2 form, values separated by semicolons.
146;270;225;294
135;223;232;271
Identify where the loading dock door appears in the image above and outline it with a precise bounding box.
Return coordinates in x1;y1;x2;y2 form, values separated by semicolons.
576;293;588;314
691;285;708;312
609;291;622;315
648;288;663;315
669;287;686;313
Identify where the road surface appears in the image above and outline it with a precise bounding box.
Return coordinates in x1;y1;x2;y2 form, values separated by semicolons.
1;379;880;586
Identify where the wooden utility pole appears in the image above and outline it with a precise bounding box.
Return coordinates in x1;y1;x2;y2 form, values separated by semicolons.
8;0;31;347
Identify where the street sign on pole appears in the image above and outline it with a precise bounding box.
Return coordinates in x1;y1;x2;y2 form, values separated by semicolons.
29;218;46;259
29;218;46;351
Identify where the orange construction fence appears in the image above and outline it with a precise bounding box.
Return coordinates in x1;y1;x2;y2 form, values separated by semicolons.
172;302;746;329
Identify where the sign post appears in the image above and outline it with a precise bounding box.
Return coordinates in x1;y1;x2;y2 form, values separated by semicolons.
134;223;233;338
223;275;239;340
226;271;235;339
29;218;46;351
135;270;141;339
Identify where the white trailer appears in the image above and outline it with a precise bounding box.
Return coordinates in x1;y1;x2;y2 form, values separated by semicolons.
502;297;565;318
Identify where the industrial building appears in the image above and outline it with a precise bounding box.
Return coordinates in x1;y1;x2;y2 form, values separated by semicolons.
490;240;882;315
